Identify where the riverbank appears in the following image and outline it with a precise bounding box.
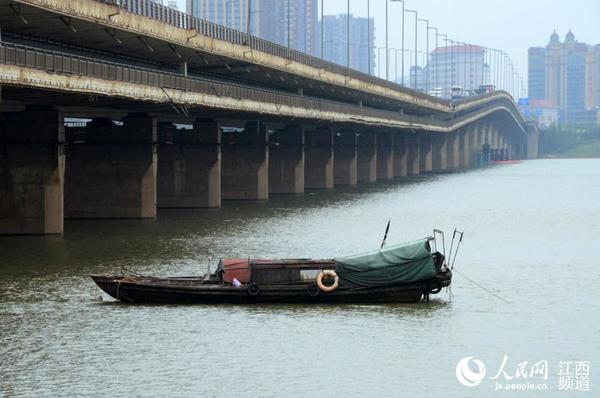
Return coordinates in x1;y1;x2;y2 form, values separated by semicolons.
542;138;600;159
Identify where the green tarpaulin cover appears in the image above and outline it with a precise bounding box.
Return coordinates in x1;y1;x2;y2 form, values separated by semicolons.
335;238;436;287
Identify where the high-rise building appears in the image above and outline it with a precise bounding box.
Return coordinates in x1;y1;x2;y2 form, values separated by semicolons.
317;14;375;75
256;0;318;56
187;0;318;56
528;47;546;100
409;66;426;92
427;45;489;98
528;30;600;126
187;0;251;33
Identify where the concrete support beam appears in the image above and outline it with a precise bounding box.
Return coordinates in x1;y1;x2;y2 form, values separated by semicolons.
491;127;500;149
0;108;64;235
357;131;377;183
392;133;408;178
334;130;357;186
498;135;508;161
157;119;221;208
406;134;421;175
489;127;499;161
527;126;539;159
305;128;334;189
432;134;448;172
376;131;394;180
470;124;482;166
447;132;460;170
458;127;471;169
419;132;433;172
222;121;268;200
65;114;157;219
269;125;305;194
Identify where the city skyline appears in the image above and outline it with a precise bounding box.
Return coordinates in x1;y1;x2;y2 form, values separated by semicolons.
173;0;599;95
528;30;599;126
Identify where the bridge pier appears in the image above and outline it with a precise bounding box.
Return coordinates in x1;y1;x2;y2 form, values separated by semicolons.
458;127;471;169
432;134;448;172
419;132;433;173
474;122;487;166
406;134;421;175
393;133;408;178
157;119;221;208
0;108;64;235
377;132;394;180
269;125;305;194
334;130;357;186
221;121;269;200
496;135;505;161
357;132;377;183
526;126;539;159
447;132;460;170
490;127;500;161
304;128;334;189
65;114;157;219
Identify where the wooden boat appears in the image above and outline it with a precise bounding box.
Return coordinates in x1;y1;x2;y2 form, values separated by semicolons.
92;238;453;304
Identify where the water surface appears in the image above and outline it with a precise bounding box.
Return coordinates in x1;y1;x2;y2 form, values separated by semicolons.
1;159;598;397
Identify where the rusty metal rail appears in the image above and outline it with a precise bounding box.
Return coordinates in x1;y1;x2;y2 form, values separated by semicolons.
0;41;444;126
93;0;445;107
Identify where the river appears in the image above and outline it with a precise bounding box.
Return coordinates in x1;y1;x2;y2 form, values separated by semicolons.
1;159;598;397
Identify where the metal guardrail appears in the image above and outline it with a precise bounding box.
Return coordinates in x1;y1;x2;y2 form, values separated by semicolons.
0;41;442;127
93;0;446;107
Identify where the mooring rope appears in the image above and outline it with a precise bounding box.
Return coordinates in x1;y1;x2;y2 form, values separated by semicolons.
453;268;512;304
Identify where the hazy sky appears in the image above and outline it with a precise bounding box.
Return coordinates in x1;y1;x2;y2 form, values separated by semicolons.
173;0;599;91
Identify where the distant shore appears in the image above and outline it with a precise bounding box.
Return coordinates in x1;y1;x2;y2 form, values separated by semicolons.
542;138;600;159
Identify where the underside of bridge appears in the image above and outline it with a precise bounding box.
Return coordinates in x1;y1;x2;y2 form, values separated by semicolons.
0;0;538;235
0;84;535;235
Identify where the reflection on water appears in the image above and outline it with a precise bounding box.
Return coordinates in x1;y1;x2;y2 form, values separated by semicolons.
1;159;599;397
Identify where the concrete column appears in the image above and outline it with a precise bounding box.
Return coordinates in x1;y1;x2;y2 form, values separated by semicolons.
498;134;506;160
393;133;408;178
458;127;471;169
470;124;482;166
305;128;334;189
483;123;493;164
432;134;448;172
447;132;460;170
0;108;65;235
419;132;433;172
157;119;221;208
406;134;421;175
334;130;357;186
489;127;500;161
357;131;377;183
221;121;268;200
527;126;539;159
511;144;518;160
65;114;157;219
376;131;394;180
269;125;304;194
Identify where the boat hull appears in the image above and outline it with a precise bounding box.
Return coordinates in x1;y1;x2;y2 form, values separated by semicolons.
91;274;451;305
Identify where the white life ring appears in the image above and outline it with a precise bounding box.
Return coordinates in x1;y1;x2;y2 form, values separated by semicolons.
316;270;339;292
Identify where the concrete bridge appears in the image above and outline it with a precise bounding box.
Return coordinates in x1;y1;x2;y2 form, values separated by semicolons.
0;0;538;235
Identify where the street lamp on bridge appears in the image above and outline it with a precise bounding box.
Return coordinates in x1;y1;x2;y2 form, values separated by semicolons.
428;25;438;92
404;9;418;90
417;18;429;91
437;33;448;98
389;0;405;85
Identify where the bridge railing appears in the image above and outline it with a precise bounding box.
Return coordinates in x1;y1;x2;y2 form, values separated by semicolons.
0;41;439;127
93;0;443;106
